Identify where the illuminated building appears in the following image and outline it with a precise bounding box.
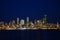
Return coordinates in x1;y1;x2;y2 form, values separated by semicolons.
17;17;19;24
29;21;34;28
20;19;25;28
57;22;59;29
0;15;60;30
42;15;47;28
26;17;29;28
36;20;40;28
43;15;47;24
27;17;29;22
12;20;15;25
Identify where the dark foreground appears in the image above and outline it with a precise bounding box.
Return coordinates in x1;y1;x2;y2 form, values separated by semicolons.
0;29;60;40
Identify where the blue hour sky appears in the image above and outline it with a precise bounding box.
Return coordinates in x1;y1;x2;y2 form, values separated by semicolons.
0;0;60;23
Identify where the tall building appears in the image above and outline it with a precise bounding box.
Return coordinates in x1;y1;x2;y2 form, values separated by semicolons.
17;18;19;24
26;17;29;28
57;22;59;28
42;15;47;28
27;17;29;23
34;19;37;24
20;19;25;26
12;20;15;25
43;15;47;24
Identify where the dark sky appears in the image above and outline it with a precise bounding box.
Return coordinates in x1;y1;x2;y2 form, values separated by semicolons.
0;0;60;23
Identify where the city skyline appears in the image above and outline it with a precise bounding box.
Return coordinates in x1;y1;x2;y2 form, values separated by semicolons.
0;15;60;30
0;15;59;24
0;0;60;40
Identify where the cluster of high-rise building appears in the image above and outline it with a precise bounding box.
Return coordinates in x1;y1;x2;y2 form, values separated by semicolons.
0;15;60;30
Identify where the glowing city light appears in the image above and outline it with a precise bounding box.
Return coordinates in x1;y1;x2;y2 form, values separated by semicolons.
0;15;60;30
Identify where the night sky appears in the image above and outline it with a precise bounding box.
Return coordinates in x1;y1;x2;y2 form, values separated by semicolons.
0;0;60;23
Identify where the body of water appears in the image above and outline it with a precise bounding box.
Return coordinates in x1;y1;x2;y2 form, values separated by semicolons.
0;29;60;40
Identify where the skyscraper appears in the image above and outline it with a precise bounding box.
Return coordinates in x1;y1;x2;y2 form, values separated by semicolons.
57;22;59;28
26;17;29;28
27;17;29;23
43;15;47;24
12;20;15;25
17;18;19;24
20;19;25;26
